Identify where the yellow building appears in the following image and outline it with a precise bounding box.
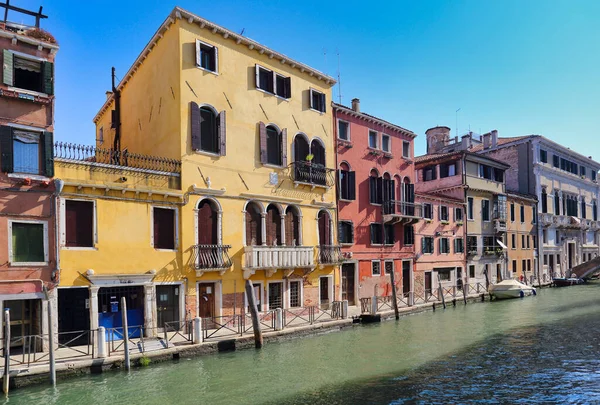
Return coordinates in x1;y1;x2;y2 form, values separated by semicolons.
506;192;537;283
89;7;339;324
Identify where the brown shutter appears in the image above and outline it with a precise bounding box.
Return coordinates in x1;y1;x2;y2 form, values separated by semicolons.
285;211;294;246
281;128;287;166
348;171;356;200
191;102;201;151
245;211;253;245
259;122;267;164
266;208;274;245
198;202;217;245
218;110;226;156
0;126;13;173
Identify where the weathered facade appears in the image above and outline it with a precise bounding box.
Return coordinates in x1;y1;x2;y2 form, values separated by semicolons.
0;16;59;346
333;99;419;307
506;192;537;283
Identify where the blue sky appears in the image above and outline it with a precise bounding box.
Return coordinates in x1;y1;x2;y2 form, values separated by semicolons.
11;0;600;158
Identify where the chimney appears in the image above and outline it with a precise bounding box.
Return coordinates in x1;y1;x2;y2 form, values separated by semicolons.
351;98;360;113
461;134;472;150
482;133;491;149
106;91;113;100
491;130;498;148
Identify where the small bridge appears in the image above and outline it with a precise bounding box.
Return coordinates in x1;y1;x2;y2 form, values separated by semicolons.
571;256;600;279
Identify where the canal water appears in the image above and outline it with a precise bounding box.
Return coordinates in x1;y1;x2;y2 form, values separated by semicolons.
4;284;600;404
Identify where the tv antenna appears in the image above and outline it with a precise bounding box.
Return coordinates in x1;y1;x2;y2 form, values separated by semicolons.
455;108;461;137
337;50;342;104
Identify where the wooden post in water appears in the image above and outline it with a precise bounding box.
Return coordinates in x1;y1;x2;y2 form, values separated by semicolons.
462;280;467;305
389;265;400;320
47;301;56;386
3;309;10;396
437;274;446;309
245;280;262;349
121;297;130;371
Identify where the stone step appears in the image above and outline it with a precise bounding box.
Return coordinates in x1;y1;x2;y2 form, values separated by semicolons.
132;338;167;353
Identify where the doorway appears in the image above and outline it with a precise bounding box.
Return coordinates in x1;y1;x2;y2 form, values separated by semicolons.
58;288;90;346
98;286;144;340
425;272;432;299
198;283;216;319
568;242;575;270
319;276;331;309
156;285;180;328
246;283;263;312
3;299;41;349
402;261;411;295
341;263;355;305
496;264;502;282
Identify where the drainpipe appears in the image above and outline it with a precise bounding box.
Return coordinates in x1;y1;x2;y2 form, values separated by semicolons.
53;179;64;286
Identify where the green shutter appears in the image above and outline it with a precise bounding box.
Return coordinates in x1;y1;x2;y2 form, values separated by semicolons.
42;131;54;177
42;61;54;95
3;50;13;86
13;223;44;263
0;126;13;173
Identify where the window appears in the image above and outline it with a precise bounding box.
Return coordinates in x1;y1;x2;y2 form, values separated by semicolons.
582;197;586;219
512;234;516;249
454;238;464;253
422;237;434;254
153;207;176;250
3;50;53;94
268;282;283;310
527;260;531;272
98;127;104;145
520;205;525;223
594;200;598;221
513;260;517;273
540;149;547;163
195;40;218;72
10;221;47;264
384;224;395;245
439;238;450;254
439;162;456;178
404;225;414;245
0;127;53;177
368;130;378;149
552;154;559;168
554;190;560;215
402;141;410;158
510;203;515;222
423;166;437;181
382;134;391;153
372;261;381;276
533;235;537;249
468;197;474;220
541;189;547;213
555;230;560;245
469;265;475;278
256;66;274;93
527;235;531;249
310;89;326;113
480;164;493;180
581;166;586;177
289;281;301;308
482;200;490;221
543;229;547;244
275;74;291;99
438;271;451;282
440;206;449;222
370;223;383;245
369;172;383;204
455;207;463;222
65;200;94;247
338;221;354;244
423;203;433;220
190;103;225;155
593;171;597;182
266;125;282;166
384;260;394;275
522;234;526;249
338;166;356;200
338;120;349;141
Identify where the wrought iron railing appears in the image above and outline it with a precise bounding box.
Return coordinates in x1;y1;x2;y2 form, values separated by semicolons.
290;161;335;187
191;244;232;270
482;244;504;255
318;245;345;264
54;142;182;173
382;201;424;218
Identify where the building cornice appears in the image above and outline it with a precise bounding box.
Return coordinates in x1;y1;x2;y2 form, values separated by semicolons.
332;103;416;138
0;29;59;53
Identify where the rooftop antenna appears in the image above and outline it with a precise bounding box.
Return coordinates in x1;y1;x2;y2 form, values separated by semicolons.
323;48;327;76
455;108;461;136
337;49;342;104
239;28;245;36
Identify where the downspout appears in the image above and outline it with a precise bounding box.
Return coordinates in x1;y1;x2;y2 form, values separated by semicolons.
53;179;64;286
462;155;469;287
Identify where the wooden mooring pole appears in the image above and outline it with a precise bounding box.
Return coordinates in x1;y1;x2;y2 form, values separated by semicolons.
3;308;10;396
437;274;446;309
47;302;56;386
389;266;400;320
121;297;130;371
462;281;467;305
245;280;262;349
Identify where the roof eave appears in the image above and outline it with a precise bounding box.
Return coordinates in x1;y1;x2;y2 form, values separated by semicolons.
332;103;417;138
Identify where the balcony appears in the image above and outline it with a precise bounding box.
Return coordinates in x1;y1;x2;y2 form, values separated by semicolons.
483;243;505;256
553;215;580;229
539;213;553;227
290;161;335;189
494;219;507;233
467;245;478;256
190;245;232;277
318;245;346;265
382;201;423;225
243;245;315;279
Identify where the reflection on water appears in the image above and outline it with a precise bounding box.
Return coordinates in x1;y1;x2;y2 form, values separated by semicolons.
3;284;600;405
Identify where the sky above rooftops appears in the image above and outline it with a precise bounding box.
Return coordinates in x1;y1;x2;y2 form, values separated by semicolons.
14;0;600;159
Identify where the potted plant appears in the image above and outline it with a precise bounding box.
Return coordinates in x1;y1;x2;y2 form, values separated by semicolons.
305;154;314;165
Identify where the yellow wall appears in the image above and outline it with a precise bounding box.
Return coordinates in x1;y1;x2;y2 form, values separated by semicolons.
506;196;536;280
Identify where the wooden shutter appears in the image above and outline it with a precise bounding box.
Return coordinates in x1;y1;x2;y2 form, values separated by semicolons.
284;77;291;99
376;177;383;204
195;40;201;67
421;237;425;253
218;110;226;156
190;102;201;151
198;202;217;245
407;184;415;203
336;170;342;200
42;131;54;177
255;64;261;89
0;126;13;173
245;211;253;245
259;122;267;164
348;171;356;200
2;50;13;86
285;211;295;246
42;61;54;95
281;128;287;166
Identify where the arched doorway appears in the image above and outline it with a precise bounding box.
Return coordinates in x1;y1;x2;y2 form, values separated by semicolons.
265;204;282;246
285;206;301;246
197;199;218;245
245;202;263;246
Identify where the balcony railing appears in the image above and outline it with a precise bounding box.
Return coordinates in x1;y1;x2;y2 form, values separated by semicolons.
191;245;232;276
382;201;423;224
54;142;182;174
290;161;335;188
467;245;478;256
483;244;504;256
243;245;315;278
318;245;345;264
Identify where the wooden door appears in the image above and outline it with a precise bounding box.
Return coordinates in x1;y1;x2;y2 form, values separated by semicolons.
341;263;355;305
425;272;432;298
198;283;215;319
402;261;411;294
156;285;180;327
320;277;330;309
198;201;217;245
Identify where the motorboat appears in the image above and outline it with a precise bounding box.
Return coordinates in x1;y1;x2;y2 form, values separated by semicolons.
489;279;536;300
553;277;585;287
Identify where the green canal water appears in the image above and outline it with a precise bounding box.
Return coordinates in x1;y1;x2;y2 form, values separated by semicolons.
4;284;600;404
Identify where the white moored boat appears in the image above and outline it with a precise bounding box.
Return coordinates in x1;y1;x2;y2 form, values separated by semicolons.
489;279;536;300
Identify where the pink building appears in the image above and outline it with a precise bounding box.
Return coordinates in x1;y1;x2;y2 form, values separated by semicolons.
333;99;421;308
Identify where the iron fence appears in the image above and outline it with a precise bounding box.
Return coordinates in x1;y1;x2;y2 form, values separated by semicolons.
202;315;243;340
164;320;193;346
243;311;276;333
190;244;232;270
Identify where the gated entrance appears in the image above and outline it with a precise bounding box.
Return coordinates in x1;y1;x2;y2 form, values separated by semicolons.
98;286;144;339
58;288;90;346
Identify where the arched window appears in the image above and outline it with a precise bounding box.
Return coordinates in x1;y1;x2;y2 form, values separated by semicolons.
266;125;282;166
293;134;310;162
191;102;225;155
403;177;414;215
382;173;395;214
338;162;356;201
197;199;218;245
285;206;301;246
369;169;382;204
317;210;332;246
310;139;325;167
245;202;263;246
266;204;282;246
